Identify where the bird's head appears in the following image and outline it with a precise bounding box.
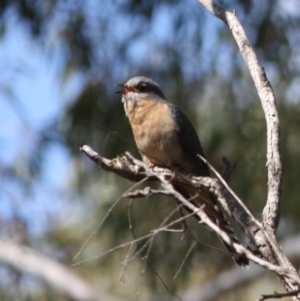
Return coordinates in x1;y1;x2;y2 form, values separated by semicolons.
116;76;166;103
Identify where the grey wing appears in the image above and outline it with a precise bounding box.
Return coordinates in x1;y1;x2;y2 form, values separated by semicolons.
170;104;210;176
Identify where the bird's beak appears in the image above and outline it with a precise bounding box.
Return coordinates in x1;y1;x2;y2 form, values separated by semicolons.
115;83;125;94
115;84;136;95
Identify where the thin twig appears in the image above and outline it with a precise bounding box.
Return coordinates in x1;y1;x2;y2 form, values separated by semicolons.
119;243;136;283
126;209;199;265
197;154;255;220
136;232;155;301
73;177;149;264
73;205;199;267
72;195;122;264
72;231;156;267
258;289;300;301
173;241;197;279
222;156;237;182
129;199;184;301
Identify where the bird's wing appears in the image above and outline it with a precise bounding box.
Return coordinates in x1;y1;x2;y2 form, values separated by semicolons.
170;104;210;176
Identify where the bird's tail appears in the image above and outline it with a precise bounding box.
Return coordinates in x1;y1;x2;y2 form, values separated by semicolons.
215;210;249;267
174;184;249;267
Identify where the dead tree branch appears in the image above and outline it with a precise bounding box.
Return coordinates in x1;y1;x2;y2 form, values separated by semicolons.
80;146;300;298
196;0;282;238
194;0;295;298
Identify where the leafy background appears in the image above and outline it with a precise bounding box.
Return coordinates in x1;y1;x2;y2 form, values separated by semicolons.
1;0;300;300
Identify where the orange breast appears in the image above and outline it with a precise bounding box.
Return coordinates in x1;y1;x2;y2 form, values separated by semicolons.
127;100;185;169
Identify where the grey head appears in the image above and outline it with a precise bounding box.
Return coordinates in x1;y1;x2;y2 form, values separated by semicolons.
120;76;166;101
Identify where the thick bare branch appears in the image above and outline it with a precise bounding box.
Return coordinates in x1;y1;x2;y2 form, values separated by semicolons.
193;0;291;297
80;146;146;182
123;187;174;199
196;0;282;237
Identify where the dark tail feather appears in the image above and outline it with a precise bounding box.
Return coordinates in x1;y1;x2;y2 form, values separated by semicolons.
173;184;249;267
217;216;249;267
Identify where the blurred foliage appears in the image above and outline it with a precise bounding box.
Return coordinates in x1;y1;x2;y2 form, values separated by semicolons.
1;0;300;300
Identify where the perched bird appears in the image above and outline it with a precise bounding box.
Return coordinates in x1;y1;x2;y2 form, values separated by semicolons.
118;76;248;267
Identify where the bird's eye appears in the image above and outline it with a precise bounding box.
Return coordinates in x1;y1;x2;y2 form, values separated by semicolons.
138;84;148;92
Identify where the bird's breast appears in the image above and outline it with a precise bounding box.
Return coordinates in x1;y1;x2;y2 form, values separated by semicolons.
126;101;184;168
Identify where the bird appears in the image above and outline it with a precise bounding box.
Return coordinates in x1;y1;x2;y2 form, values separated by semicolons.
117;76;248;267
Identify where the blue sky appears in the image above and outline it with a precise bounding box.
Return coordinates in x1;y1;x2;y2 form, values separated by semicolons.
0;18;76;236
